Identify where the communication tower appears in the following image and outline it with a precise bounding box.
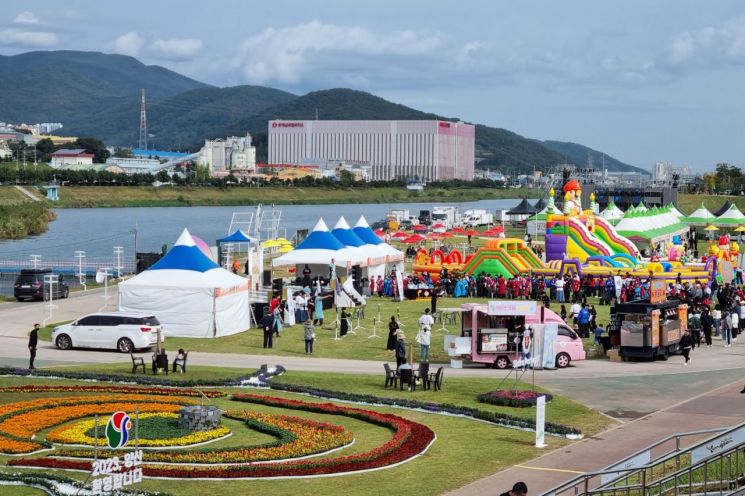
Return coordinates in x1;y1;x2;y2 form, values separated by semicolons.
138;89;147;150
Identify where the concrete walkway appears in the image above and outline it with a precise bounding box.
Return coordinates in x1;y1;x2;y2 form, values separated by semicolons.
446;379;745;496
14;185;40;201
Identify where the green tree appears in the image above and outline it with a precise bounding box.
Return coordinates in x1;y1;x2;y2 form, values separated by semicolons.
113;147;133;158
74;137;110;163
35;138;55;161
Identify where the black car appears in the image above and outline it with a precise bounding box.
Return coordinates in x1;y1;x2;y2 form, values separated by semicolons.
13;269;70;301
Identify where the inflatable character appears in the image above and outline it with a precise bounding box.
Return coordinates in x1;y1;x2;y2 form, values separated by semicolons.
718;234;731;261
563;180;582;216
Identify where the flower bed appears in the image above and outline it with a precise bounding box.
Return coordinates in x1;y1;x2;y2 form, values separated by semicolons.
0;384;225;398
11;394;436;478
477;390;554;408
0;472;173;496
55;411;352;463
268;382;581;438
48;413;231;448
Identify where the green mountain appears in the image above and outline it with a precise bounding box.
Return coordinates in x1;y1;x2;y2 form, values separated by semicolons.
64;85;297;151
0;51;644;174
0;50;209;123
542;140;649;175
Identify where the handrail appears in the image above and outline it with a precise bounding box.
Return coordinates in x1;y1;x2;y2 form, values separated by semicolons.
544;420;745;496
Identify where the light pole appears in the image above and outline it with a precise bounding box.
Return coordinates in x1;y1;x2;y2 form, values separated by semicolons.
75;250;87;290
114;246;124;278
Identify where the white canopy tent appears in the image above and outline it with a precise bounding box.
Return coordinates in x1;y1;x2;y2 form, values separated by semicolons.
119;229;251;338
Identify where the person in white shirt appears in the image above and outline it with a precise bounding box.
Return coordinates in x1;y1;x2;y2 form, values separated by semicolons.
570;302;581;324
417;308;435;362
555;277;565;302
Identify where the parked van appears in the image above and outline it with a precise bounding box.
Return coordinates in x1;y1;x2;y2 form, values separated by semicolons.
445;301;586;369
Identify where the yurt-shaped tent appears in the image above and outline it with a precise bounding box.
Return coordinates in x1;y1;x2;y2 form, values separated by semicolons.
532;198;548;212
615;206;688;250
600;200;625;223
666;203;685;219
119;229;250;338
271;218;362;273
527;195;562;235
713;204;745;226
683;202;715;226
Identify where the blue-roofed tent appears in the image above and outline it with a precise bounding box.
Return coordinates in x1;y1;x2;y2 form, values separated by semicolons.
353;216;404;260
218;230;256;244
272;219;364;268
119;229;250;338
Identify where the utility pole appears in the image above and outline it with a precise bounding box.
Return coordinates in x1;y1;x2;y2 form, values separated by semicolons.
138;89;148;150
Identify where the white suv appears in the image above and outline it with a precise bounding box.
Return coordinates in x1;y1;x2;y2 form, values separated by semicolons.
52;313;163;353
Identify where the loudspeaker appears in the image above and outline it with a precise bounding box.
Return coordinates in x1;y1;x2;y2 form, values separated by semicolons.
263;269;271;287
272;278;283;298
352;265;362;293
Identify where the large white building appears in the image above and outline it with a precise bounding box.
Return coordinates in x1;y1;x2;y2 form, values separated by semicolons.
197;134;256;176
105;156;162;175
50;149;94;168
268;120;475;181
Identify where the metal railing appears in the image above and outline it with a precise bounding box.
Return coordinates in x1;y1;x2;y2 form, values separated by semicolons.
544;421;745;496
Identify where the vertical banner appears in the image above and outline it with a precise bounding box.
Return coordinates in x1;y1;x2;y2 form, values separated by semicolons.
395;270;404;302
535;395;546;448
542;324;558;369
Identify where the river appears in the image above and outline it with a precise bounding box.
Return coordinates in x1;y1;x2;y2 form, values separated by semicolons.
0;198;529;262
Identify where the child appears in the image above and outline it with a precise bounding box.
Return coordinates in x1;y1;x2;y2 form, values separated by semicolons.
303;321;315;354
593;323;604;346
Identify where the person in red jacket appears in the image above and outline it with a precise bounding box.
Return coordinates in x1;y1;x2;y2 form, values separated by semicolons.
497;276;507;298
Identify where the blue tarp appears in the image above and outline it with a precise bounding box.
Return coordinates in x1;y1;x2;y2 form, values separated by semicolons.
148;245;220;272
218;230;255;243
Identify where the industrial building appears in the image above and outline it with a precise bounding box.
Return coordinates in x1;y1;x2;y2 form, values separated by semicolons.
267;120;475;181
49;149;94;168
197;134;256;176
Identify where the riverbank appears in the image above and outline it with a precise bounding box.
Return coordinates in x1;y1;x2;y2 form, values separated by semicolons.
0;187;55;239
677;193;745;215
53;185;542;208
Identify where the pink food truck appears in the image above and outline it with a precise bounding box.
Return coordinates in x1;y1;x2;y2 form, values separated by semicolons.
444;301;586;369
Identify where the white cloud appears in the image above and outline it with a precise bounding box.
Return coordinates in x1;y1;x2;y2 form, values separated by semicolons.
235;21;445;85
0;28;57;48
664;18;745;68
149;38;203;61
110;32;144;57
13;11;40;24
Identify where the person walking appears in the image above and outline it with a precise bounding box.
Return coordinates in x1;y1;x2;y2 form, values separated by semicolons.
680;329;693;365
260;307;274;349
577;304;591;338
688;310;701;349
303;320;315;354
722;310;733;347
555;276;565;302
28;323;39;370
386;316;399;350
395;334;407;368
713;304;722;337
700;307;713;347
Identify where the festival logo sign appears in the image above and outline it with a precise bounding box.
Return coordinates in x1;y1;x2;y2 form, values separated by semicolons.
105;411;132;449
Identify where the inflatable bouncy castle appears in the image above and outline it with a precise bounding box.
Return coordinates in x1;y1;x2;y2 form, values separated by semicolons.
545;183;640;263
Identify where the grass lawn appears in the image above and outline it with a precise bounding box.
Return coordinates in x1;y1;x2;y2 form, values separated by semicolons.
39;294;612;362
53;185;542;208
0;186;30;205
0;362;614;496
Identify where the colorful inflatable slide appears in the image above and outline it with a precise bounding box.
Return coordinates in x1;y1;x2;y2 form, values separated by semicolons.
412;181;713;284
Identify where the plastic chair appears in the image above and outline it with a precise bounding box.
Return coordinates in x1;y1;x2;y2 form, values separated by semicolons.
173;352;188;374
383;363;398;388
130;352;146;374
429;367;444;391
399;367;415;391
416;362;431;390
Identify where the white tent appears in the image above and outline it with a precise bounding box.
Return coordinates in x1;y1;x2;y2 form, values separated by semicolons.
119;229;251;338
272;218;363;269
600;201;625;223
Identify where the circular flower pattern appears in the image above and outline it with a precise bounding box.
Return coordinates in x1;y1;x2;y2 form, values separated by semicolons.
48;413;232;448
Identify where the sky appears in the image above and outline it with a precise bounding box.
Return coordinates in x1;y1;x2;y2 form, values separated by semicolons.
1;0;745;172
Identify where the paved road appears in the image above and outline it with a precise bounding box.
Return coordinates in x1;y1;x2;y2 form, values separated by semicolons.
446;380;745;496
